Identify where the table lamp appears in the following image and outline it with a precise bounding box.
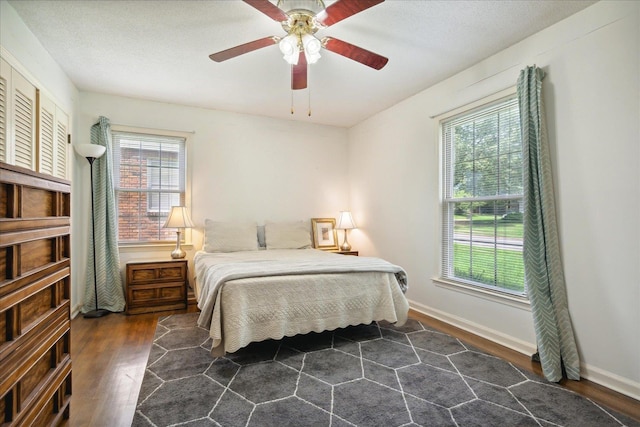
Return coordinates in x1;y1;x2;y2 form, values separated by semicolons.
163;206;194;259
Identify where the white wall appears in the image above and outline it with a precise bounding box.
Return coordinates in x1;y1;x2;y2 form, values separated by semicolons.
348;0;639;399
76;92;349;311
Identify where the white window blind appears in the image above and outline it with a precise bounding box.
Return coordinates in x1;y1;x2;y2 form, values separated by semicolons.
441;95;526;296
113;131;186;243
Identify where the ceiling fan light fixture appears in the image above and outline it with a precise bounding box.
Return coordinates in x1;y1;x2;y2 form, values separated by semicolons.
279;33;300;64
302;33;321;64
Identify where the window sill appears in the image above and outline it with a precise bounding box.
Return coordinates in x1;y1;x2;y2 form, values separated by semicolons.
118;243;195;253
433;277;531;311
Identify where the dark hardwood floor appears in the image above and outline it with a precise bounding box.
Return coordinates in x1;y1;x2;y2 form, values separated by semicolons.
65;308;640;426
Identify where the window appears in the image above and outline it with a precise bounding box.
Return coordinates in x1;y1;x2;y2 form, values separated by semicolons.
113;129;187;243
441;95;525;296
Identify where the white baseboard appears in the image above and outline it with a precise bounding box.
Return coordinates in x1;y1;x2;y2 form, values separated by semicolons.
580;363;640;401
71;303;82;319
408;300;640;401
408;300;537;356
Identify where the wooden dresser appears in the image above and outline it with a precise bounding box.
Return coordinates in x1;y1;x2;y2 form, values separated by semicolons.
0;162;72;426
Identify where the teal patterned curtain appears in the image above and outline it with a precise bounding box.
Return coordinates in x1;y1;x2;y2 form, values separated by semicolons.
517;66;580;381
83;117;125;312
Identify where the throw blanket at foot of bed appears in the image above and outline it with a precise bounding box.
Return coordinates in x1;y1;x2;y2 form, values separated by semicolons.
194;249;410;355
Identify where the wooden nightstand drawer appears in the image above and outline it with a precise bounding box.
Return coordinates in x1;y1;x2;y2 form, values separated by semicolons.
126;259;188;314
128;262;187;284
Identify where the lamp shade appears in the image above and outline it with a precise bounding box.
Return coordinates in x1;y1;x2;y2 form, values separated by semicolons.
75;143;106;159
279;33;300;65
163;206;195;229
336;211;356;230
302;33;321;64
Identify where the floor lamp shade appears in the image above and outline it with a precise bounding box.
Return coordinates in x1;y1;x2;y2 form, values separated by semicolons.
75;143;106;159
163;206;194;259
337;211;357;251
75;143;110;318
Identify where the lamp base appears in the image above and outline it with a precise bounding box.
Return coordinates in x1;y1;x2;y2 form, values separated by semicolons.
171;247;187;259
340;230;352;251
171;230;187;259
83;309;111;318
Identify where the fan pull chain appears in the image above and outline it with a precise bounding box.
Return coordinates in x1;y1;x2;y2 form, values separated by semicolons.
291;89;294;115
308;64;312;117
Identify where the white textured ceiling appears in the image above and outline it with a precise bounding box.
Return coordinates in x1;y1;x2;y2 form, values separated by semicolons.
8;0;594;127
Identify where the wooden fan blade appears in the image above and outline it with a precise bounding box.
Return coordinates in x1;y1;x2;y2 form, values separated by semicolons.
323;37;388;70
209;37;278;62
292;52;308;90
243;0;288;22
315;0;384;27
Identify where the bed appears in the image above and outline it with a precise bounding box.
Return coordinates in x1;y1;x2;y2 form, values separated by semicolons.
194;220;409;355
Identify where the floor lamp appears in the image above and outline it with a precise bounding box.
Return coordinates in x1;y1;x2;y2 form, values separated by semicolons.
75;143;110;318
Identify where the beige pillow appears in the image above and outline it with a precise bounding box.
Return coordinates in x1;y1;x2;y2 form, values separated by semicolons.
203;220;258;252
264;221;312;249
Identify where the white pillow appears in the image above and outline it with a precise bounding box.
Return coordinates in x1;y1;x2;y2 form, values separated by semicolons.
264;221;312;249
203;220;259;252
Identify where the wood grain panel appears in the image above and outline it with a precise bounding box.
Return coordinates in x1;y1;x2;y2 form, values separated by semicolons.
0;391;5;423
20;348;53;407
130;268;156;283
159;286;183;299
9;267;68;310
129;287;156;303
22;187;54;218
0;226;69;247
158;266;184;281
0;305;68;398
0;183;9;217
0;246;6;279
0;311;6;347
21;239;53;272
0;217;70;233
0;260;69;300
60;193;70;217
20;284;54;332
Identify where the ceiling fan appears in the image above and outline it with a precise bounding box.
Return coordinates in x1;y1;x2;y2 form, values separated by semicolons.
209;0;388;90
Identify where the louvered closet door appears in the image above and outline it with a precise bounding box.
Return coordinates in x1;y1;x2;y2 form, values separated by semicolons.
12;69;37;170
0;58;10;163
55;106;69;179
38;90;55;175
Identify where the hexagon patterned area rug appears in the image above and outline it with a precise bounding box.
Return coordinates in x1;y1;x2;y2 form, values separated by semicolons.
133;313;637;427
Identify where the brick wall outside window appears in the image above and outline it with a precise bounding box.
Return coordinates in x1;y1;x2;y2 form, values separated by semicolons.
112;131;186;243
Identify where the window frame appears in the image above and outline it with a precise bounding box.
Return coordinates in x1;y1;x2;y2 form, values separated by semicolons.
111;125;191;247
436;88;529;305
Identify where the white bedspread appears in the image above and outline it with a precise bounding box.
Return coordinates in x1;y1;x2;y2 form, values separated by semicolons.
194;249;409;355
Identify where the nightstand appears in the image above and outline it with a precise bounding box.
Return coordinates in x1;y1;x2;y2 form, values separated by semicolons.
333;250;359;256
126;259;188;314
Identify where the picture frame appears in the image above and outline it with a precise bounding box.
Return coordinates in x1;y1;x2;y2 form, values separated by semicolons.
311;218;339;251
